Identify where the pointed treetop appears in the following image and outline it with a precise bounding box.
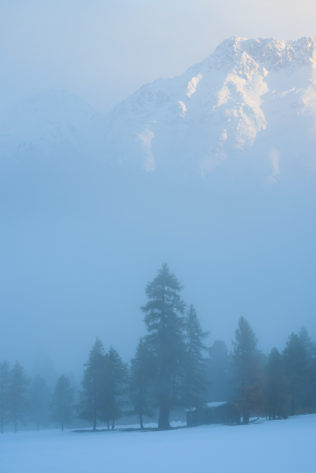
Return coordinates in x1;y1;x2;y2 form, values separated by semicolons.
145;263;183;297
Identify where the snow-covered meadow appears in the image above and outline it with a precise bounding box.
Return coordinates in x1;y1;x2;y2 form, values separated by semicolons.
2;415;315;473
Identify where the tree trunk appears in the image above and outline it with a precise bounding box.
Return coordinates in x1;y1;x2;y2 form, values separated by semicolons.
242;411;249;425
139;413;144;430
158;403;170;430
92;411;97;432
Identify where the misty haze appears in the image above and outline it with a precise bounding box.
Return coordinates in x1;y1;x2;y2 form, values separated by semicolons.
1;1;316;473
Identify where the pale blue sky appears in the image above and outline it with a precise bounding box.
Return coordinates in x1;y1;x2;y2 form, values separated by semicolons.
1;0;315;111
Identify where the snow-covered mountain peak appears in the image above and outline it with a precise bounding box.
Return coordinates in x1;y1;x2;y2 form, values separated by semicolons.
2;38;316;179
106;37;316;176
0;90;105;158
211;36;316;70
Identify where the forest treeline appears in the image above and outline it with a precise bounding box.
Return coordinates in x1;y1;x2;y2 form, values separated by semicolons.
1;264;316;432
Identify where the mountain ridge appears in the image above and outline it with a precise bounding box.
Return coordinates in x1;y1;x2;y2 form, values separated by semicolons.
1;37;316;180
106;36;316;177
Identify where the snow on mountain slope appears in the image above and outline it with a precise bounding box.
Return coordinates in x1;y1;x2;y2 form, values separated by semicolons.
106;37;316;176
0;90;105;159
1;38;316;180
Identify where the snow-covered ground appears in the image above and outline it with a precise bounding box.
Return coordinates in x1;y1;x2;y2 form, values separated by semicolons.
1;415;315;473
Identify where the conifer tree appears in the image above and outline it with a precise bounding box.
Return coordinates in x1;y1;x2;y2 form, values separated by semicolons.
51;375;74;431
283;329;315;415
142;263;186;429
78;338;105;431
100;347;127;430
130;338;155;429
232;317;264;424
266;348;289;419
206;340;231;402
297;328;316;409
7;362;28;432
28;376;51;430
0;361;10;433
182;305;207;408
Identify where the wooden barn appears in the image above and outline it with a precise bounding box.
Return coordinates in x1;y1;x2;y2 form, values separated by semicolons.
186;401;240;426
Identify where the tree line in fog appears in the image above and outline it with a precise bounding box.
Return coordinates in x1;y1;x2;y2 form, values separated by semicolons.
1;264;316;432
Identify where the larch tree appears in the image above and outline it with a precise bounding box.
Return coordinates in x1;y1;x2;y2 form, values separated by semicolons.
142;263;186;430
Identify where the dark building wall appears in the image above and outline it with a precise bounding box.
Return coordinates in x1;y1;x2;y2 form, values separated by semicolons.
187;403;240;426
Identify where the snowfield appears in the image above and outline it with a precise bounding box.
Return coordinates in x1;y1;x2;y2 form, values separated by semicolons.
2;415;316;473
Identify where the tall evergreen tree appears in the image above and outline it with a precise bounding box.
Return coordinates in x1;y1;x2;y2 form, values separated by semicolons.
297;328;316;409
130;338;155;429
28;376;51;430
0;361;10;433
142;263;186;429
51;375;74;431
100;347;127;430
78;338;105;431
206;340;232;402
232;317;264;424
7;362;28;432
182;305;207;408
283;329;315;415
266;348;289;419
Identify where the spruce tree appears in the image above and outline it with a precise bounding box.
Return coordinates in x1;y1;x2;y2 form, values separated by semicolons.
182;305;207;408
7;362;28;432
28;376;51;430
78;338;105;431
206;340;232;402
130;338;155;429
232;317;264;424
100;347;127;430
283;329;314;415
266;348;289;419
0;361;10;433
51;375;74;431
297;328;316;410
142;263;186;429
